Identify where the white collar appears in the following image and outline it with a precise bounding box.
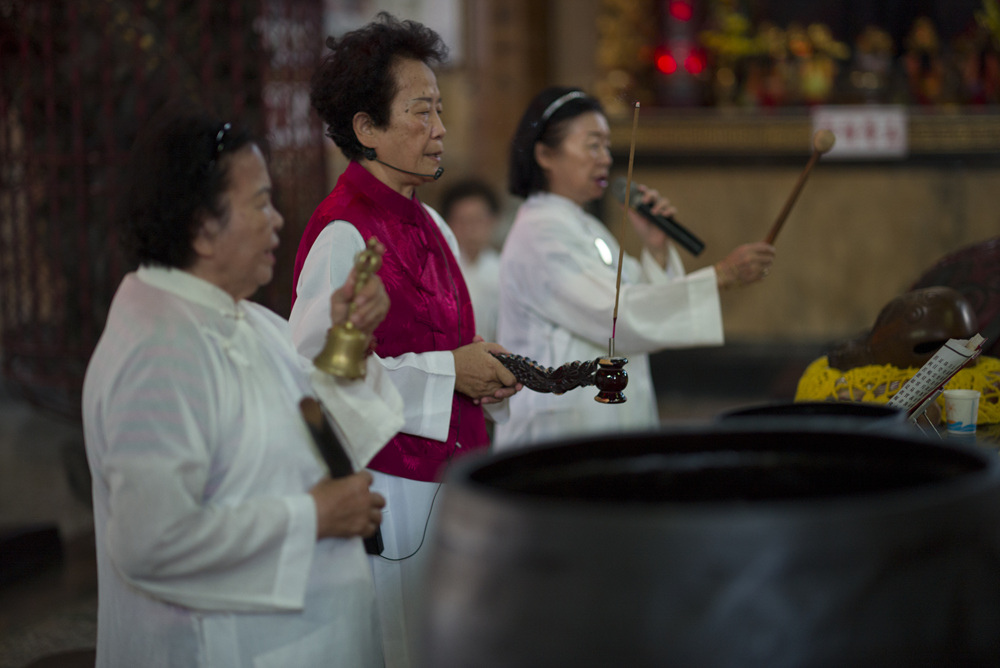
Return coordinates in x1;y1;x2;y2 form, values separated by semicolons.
526;191;607;234
526;191;583;212
137;265;244;319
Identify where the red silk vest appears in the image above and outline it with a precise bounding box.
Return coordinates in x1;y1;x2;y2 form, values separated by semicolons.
293;162;488;482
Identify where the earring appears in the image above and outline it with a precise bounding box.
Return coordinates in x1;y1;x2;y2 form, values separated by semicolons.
363;147;377;161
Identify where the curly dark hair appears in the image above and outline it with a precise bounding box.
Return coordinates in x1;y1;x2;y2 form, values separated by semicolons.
508;87;605;199
440;179;500;221
119;102;253;269
311;12;448;161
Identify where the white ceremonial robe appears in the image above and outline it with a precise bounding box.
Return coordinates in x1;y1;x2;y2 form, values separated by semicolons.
82;267;403;668
458;246;501;342
495;192;725;450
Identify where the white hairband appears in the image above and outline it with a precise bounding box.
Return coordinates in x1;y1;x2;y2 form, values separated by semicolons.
540;90;587;123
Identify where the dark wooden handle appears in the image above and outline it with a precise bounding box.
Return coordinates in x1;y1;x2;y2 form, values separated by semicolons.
765;150;821;245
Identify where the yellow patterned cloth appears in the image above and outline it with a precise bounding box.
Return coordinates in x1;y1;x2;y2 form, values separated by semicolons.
795;355;1000;425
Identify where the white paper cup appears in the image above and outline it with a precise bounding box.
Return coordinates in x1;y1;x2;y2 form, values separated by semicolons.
943;389;980;436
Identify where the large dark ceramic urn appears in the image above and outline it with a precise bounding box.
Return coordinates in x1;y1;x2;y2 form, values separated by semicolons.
416;424;1000;668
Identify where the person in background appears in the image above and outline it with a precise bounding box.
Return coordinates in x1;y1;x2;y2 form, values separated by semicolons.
440;178;503;342
496;86;776;450
82;106;402;668
289;13;521;668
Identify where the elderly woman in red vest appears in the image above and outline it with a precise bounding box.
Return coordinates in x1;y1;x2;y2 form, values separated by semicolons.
289;13;520;668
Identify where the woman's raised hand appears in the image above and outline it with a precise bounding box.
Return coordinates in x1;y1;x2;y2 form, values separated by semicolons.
625;184;677;267
714;242;777;290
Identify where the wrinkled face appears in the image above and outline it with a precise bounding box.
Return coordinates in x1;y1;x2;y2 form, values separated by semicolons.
535;111;612;206
868;286;978;368
370;58;446;194
447;195;497;260
197;144;284;301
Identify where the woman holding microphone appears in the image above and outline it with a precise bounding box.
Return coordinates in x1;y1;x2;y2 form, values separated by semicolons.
496;86;775;450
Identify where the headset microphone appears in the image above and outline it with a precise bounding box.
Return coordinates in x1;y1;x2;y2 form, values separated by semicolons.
364;147;444;180
375;159;443;180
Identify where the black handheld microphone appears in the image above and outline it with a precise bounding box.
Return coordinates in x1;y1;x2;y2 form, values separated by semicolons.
611;177;705;256
299;397;384;556
365;148;443;180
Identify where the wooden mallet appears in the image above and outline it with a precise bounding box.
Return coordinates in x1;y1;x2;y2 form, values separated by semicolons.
764;129;836;244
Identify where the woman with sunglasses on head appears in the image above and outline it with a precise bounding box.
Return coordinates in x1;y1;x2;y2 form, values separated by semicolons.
495;86;776;450
82;104;403;667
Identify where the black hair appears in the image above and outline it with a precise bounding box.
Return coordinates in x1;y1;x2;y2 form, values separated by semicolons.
440;179;500;220
508;86;605;199
311;12;448;162
118;101;254;269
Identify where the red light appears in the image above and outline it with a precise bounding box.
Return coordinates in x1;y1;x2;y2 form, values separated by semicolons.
655;52;677;74
669;1;693;21
684;52;705;75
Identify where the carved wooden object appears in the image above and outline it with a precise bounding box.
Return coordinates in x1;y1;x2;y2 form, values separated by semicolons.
492;352;601;395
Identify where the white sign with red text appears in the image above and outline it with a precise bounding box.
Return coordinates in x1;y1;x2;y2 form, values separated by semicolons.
811;106;909;159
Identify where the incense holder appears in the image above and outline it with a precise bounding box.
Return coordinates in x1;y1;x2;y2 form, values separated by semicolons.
594;357;628;404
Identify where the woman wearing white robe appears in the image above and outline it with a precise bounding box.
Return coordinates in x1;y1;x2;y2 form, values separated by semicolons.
495;87;776;450
82;109;400;667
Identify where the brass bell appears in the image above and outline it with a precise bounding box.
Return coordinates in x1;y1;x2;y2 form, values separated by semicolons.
313;238;382;379
313;324;371;379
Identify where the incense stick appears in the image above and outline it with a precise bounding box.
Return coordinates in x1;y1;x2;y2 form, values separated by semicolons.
610;101;640;357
